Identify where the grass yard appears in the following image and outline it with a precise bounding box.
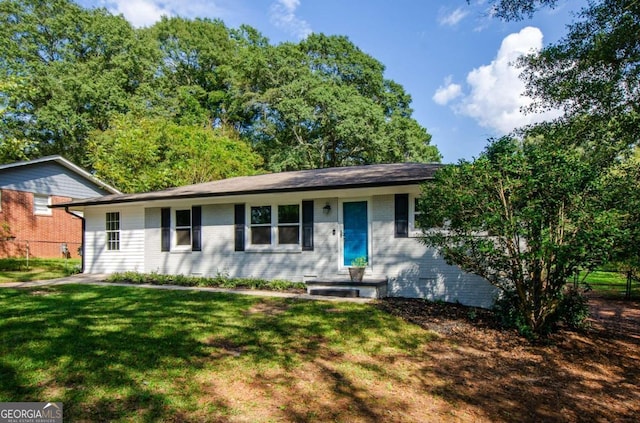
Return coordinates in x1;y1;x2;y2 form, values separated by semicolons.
0;258;81;282
0;285;638;422
579;270;640;299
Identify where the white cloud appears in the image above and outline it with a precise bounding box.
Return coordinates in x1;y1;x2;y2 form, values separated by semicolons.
269;0;312;39
453;27;562;134
433;76;462;105
107;0;170;27
438;7;469;26
103;0;224;28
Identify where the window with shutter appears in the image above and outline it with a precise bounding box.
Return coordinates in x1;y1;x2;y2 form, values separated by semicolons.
395;194;409;238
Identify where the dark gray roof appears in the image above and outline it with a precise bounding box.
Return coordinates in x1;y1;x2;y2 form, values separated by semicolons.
52;162;442;208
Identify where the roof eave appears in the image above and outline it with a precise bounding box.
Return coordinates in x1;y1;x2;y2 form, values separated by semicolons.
51;177;434;209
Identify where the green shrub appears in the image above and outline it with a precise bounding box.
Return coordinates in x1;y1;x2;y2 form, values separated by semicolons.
492;290;534;338
105;272;303;293
493;287;590;338
268;280;306;291
555;287;590;329
63;264;82;276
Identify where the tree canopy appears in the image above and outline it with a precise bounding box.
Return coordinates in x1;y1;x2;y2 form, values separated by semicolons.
418;0;640;336
88;114;262;193
419;135;625;335
0;0;439;189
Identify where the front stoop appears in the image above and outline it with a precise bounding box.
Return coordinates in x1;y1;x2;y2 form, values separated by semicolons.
305;278;388;299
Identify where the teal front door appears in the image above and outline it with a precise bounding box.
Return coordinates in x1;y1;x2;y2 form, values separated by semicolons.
343;201;368;266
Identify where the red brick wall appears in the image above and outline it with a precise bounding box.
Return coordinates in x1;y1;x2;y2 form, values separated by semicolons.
0;189;82;258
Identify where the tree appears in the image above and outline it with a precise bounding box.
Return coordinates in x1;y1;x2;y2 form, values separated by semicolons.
489;0;640;280
599;156;640;278
520;0;639;152
243;34;440;171
484;0;559;21
486;0;639;159
0;0;159;164
418;136;622;335
1;1;440;174
147;16;236;126
88;114;263;193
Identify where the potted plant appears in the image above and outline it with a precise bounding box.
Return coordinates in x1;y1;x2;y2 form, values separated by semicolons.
349;256;367;282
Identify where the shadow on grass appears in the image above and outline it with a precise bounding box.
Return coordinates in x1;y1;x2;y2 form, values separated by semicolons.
0;285;428;421
379;297;640;423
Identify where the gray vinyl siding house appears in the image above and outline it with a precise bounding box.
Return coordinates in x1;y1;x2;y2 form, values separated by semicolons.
0;156;119;199
55;163;498;308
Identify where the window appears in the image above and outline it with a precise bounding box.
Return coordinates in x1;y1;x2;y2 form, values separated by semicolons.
106;212;120;251
175;209;191;246
395;194;423;237
278;204;300;244
411;197;423;234
249;203;301;247
394;194;409;238
250;206;271;245
161;206;201;252
34;194;51;215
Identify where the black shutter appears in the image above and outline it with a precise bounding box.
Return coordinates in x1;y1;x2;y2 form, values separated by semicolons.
161;208;171;251
395;194;409;238
302;200;314;251
192;206;202;251
234;204;245;251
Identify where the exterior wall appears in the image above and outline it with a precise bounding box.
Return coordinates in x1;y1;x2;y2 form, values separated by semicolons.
143;198;341;281
371;195;498;308
0;160;115;259
84;206;145;273
0;189;82;258
82;190;498;308
0;161;112;198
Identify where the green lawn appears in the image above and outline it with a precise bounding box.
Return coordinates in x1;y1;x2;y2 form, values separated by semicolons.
578;270;639;298
0;285;433;422
0;258;81;282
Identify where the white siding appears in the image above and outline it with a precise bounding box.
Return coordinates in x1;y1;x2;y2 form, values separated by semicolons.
83;189;498;308
84;206;145;273
143;200;341;281
371;195;498;308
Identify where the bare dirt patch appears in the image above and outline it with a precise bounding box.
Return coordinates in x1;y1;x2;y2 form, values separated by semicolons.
245;300;290;316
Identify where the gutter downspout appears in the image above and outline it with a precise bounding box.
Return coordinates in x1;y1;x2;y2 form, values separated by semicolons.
64;207;85;273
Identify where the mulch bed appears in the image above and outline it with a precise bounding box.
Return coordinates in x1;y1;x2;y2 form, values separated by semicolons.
375;296;640;422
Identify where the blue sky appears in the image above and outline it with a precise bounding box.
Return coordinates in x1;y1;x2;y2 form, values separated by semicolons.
75;0;584;163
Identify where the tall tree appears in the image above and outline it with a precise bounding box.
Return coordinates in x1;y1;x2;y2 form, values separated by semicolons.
0;0;158;164
245;34;439;171
485;0;559;20
1;2;440;175
486;0;639;157
419;135;622;335
521;0;639;151
147;17;236;126
489;0;640;272
88;114;262;193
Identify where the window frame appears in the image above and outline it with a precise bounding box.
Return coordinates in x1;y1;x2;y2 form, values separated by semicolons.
250;205;272;245
34;193;52;216
105;212;120;251
174;208;192;249
409;195;423;237
247;202;302;250
277;204;300;245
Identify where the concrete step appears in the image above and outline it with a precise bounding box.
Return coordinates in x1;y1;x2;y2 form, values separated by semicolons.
309;288;360;297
